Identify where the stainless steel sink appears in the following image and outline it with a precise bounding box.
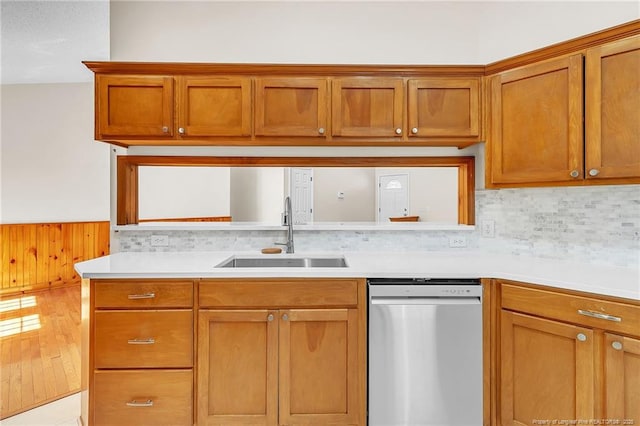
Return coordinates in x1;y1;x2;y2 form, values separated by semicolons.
216;256;348;268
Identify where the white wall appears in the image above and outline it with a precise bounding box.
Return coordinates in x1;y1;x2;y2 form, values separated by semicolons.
1;0;110;224
110;1;638;64
0;83;110;223
230;168;284;222
138;166;230;219
314;168;376;222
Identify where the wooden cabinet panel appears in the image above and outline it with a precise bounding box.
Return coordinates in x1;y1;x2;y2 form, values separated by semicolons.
500;310;595;423
255;78;328;137
501;282;640;336
96;75;174;139
94;310;193;368
279;308;359;425
604;333;640;421
93;369;193;426
408;78;480;138
585;35;640;180
177;76;252;137
93;280;193;308
489;55;584;185
197;310;278;425
199;278;358;308
332;78;404;137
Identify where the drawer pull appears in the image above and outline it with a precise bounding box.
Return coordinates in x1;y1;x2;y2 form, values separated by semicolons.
127;338;156;345
128;293;156;300
577;309;621;322
126;399;154;407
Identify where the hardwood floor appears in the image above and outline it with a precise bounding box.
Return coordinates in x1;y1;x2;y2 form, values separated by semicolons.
0;285;81;419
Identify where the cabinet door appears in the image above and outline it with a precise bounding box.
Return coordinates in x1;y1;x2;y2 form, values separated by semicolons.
500;310;595;424
177;76;252;137
604;333;640;422
255;78;328;137
489;55;584;185
332;78;404;137
279;308;360;425
197;310;278;425
407;78;480;138
585;35;640;180
96;75;174;138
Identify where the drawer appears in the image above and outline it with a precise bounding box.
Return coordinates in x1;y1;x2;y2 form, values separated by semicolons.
94;280;193;309
94;310;193;368
199;278;360;308
93;369;192;426
501;282;640;337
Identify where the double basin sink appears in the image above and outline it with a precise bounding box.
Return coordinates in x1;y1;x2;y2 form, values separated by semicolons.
216;256;348;268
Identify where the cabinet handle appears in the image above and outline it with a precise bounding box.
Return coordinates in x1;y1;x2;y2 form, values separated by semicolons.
127;338;156;345
577;309;621;322
318;127;325;135
282;313;289;321
411;127;418;134
611;341;623;351
576;333;587;342
127;293;155;300
178;127;185;135
161;126;169;133
267;314;274;322
126;399;154;407
588;169;600;177
569;170;580;178
395;128;402;135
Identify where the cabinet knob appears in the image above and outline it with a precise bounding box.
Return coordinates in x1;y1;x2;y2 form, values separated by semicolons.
588;169;600;177
576;333;587;342
282;313;289;321
611;341;623;351
178;127;185;135
569;170;580;178
161;126;169;133
267;314;274;322
395;128;402;135
318;127;325;135
411;127;418;134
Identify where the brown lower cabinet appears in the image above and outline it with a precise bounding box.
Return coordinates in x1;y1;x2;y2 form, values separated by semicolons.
497;280;640;425
82;278;366;426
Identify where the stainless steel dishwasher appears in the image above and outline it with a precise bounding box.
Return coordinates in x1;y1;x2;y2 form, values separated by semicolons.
368;278;483;426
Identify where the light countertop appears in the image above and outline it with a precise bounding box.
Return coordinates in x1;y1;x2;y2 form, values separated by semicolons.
75;250;640;301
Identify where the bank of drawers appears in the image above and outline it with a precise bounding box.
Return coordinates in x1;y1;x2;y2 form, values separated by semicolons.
91;280;194;426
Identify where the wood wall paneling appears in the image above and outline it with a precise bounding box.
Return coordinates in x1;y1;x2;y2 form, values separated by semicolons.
0;222;109;294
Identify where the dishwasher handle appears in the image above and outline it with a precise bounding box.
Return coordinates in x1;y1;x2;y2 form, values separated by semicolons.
370;296;481;306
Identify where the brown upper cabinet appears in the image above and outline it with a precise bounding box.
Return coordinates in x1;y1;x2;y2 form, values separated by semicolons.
585;35;640;180
408;78;481;138
255;77;328;137
96;75;175;139
177;76;252;138
85;62;485;148
96;74;252;143
331;77;404;138
487;32;640;188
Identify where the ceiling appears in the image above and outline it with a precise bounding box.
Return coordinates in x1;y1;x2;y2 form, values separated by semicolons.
1;0;110;84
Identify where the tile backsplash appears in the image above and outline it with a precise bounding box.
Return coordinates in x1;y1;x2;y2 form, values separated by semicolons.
114;185;639;268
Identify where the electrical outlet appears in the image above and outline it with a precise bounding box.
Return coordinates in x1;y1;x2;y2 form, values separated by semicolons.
449;236;467;248
150;234;169;247
481;219;495;238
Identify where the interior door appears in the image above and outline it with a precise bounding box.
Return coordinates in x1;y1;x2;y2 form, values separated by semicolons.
378;174;409;222
290;168;314;224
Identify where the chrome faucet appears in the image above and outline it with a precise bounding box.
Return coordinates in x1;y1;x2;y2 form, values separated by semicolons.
275;196;294;253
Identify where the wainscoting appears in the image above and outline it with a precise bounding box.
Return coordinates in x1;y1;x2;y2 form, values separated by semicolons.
1;222;110;294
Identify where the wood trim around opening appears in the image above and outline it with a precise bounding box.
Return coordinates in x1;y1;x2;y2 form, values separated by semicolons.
116;156;475;226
